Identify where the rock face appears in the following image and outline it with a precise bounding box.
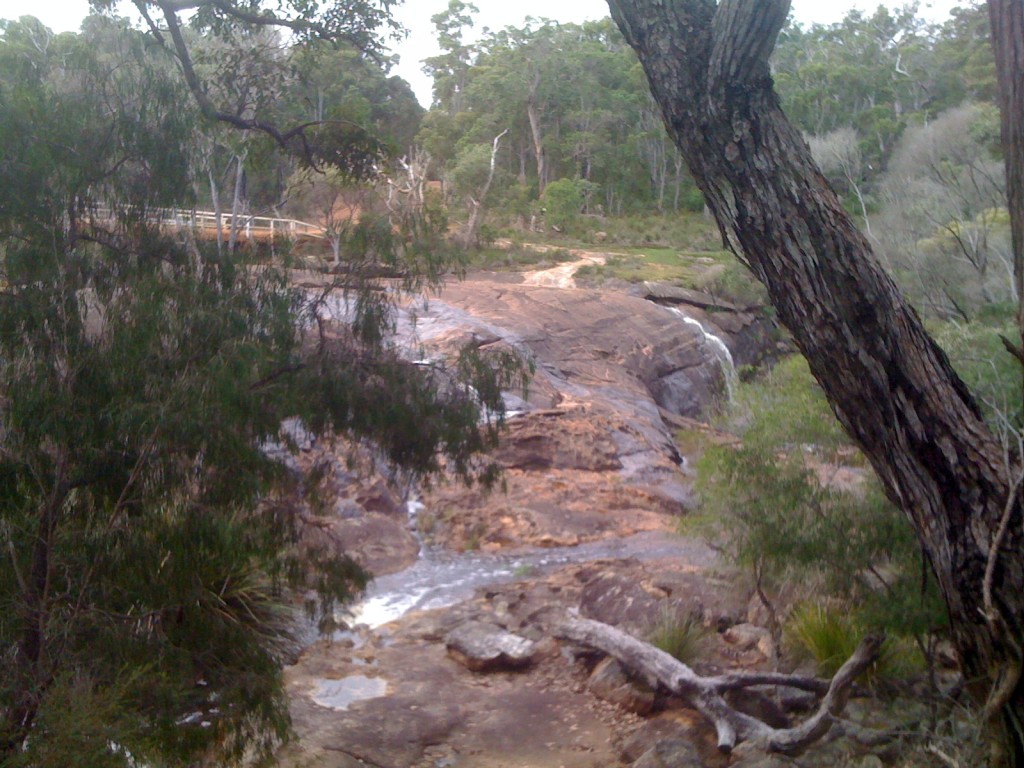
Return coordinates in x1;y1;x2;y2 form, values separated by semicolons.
639;281;781;368
278;266;776;768
404;276;735;552
421;278;729;422
281;556;739;768
295;448;420;578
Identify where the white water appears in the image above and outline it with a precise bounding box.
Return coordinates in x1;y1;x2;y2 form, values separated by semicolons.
521;251;606;289
346;528;717;629
668;308;737;401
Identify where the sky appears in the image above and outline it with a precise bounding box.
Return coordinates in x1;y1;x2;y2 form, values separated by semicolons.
1;0;966;106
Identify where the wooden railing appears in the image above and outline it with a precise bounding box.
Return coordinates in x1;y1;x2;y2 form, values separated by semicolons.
89;206;325;243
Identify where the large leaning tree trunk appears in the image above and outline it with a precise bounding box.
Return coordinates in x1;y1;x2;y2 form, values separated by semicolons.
605;0;1024;764
989;0;1024;364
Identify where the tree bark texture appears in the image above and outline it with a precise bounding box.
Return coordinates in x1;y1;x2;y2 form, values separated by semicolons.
605;0;1024;762
988;0;1024;362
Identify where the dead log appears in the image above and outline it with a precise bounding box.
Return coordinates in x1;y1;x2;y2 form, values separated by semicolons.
555;615;884;755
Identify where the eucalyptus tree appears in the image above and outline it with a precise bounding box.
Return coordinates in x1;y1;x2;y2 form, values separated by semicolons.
874;103;1009;317
0;8;522;766
423;0;479;115
773;5;938;170
606;0;1024;762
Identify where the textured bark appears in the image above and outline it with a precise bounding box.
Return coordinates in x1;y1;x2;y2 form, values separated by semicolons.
606;0;1024;763
989;0;1024;358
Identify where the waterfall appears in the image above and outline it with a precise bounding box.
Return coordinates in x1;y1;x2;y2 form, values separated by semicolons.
668;307;737;401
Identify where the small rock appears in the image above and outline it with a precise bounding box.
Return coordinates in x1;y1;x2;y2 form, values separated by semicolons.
587;657;656;715
723;623;775;660
619;713;704;764
727;742;793;767
632;739;703;768
445;621;536;672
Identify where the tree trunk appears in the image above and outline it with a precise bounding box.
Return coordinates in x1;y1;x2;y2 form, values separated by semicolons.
3;473;67;756
462;130;508;249
209;167;224;257
228;153;246;252
527;73;547;195
989;0;1024;380
606;0;1024;763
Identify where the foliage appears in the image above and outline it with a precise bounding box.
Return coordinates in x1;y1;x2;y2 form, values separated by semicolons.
695;356;945;641
773;4;995;174
647;607;707;664
410;2;1000;242
874;103;1010;319
542;178;585;231
929;313;1022;427
468;244;575;271
0;14;525;766
418;16;698;222
785;602;925;681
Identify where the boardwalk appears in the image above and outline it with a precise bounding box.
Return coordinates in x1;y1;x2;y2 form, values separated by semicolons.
89;206;325;244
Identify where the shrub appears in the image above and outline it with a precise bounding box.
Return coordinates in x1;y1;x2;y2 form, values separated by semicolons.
695;354;946;645
542;178;585;231
647;607;708;664
785;601;863;678
785;602;927;682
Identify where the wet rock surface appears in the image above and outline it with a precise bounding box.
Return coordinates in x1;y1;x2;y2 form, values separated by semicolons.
280;558;739;768
638;281;782;369
277;266;886;768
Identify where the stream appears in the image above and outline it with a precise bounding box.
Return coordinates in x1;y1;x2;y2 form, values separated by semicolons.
310;258;732;633
346;501;718;630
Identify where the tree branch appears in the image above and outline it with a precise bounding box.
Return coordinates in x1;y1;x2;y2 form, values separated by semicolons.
555;615;884;755
709;0;790;88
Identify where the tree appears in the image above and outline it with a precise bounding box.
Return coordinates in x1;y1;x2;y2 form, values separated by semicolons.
874;103;1010;318
450;129;509;248
988;0;1024;364
606;0;1024;763
423;0;479;114
110;0;398;171
0;11;523;765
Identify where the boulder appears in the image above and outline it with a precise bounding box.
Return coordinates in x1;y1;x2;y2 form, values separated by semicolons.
723;622;775;662
579;571;662;630
587;657;656;715
445;621;536;672
632;739;704;768
619;711;705;764
322;513;420;577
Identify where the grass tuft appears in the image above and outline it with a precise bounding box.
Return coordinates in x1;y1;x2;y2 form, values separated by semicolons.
647;606;708;664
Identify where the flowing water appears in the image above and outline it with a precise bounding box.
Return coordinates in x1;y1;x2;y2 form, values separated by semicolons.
346;506;717;630
667;307;737;400
303;267;728;633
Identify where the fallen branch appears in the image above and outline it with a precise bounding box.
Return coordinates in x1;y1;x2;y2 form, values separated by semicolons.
555;615;884;755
